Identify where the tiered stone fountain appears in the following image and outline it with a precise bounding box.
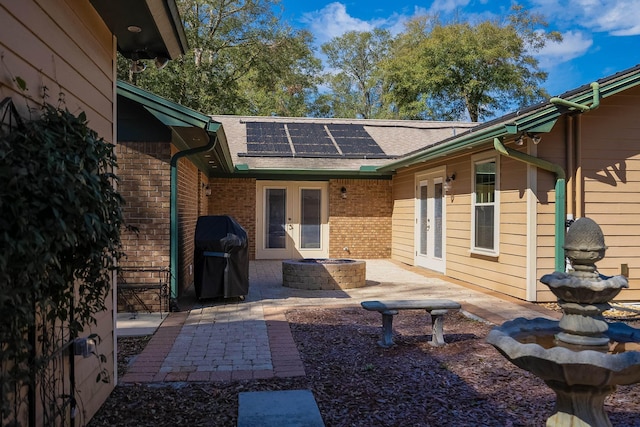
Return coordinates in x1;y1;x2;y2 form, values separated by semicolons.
487;217;640;426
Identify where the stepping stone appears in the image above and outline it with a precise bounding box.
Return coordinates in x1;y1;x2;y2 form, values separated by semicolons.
237;389;324;427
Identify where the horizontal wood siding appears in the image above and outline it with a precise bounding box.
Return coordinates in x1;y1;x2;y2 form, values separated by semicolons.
0;0;117;422
391;167;416;264
446;151;529;299
1;0;114;138
391;148;533;300
580;86;640;301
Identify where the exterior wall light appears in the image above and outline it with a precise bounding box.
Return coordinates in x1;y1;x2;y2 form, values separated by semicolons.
443;173;456;193
202;183;212;196
341;186;347;199
515;133;542;146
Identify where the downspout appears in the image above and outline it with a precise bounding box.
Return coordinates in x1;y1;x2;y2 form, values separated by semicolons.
550;82;600;219
566;115;575;223
493;138;566;272
575;115;584;218
550;82;600;112
170;131;218;310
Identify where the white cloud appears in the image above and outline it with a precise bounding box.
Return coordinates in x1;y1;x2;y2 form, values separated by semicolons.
586;1;640;35
531;0;640;36
299;2;429;45
300;3;377;45
428;0;470;14
535;30;593;68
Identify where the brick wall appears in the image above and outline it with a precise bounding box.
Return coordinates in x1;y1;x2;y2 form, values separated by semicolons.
176;152;209;296
329;179;392;259
208;178;257;259
116;142;171;312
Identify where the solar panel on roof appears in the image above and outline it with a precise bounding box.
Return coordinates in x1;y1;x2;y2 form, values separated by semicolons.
241;121;388;159
328;124;385;156
245;122;292;155
288;123;339;156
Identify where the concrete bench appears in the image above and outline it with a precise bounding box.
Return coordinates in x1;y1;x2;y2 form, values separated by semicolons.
361;299;461;348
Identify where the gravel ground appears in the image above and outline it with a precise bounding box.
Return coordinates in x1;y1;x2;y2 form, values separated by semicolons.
90;308;640;426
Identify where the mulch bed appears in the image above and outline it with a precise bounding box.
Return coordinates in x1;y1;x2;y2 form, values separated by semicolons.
90;308;640;426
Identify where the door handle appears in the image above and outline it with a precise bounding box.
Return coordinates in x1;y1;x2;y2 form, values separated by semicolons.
288;224;293;230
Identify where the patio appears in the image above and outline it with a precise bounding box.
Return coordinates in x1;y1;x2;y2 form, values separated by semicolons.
117;259;559;384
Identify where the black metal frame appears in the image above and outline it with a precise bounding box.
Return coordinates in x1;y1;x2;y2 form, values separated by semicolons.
117;267;170;318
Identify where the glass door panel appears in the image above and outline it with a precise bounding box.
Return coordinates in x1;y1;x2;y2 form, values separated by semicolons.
256;182;328;259
434;182;443;258
265;188;286;249
415;171;446;273
300;189;321;249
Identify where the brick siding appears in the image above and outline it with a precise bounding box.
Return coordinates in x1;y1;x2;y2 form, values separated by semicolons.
329;179;392;259
208;178;257;259
116;142;171;312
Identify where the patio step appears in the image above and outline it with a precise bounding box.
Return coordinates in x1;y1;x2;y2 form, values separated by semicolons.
237;389;324;427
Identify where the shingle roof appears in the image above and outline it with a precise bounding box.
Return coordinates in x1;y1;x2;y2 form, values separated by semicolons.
210;115;476;172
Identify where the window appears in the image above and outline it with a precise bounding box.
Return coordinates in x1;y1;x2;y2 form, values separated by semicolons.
472;154;499;254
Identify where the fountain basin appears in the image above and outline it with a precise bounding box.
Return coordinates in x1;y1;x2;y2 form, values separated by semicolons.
540;272;628;304
487;317;640;387
282;258;366;290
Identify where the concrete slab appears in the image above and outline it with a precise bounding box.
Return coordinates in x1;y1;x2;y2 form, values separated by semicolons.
116;312;165;337
237;390;324;427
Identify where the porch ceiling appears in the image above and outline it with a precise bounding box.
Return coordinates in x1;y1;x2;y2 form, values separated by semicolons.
90;0;187;60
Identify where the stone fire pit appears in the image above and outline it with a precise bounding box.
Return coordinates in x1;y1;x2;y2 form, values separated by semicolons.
282;258;366;290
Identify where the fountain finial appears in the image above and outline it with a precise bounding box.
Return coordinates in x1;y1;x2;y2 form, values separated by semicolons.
541;217;628;346
563;217;607;279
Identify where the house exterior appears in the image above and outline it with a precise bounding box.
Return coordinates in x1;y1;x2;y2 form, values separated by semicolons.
117;65;640;308
115;91;475;305
0;0;186;423
382;67;640;302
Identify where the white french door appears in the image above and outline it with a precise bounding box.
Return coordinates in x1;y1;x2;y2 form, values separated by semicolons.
256;181;329;259
415;170;446;272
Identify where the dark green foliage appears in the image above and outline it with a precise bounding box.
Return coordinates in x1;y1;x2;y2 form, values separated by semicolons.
119;0;321;117
0;101;124;420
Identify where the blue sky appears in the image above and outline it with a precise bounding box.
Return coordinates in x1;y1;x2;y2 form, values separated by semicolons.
278;0;640;98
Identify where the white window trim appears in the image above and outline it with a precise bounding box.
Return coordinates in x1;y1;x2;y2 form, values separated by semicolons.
470;152;500;256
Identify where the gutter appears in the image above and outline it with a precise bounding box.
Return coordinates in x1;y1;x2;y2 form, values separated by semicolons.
169;122;219;309
550;82;600;112
493;138;566;272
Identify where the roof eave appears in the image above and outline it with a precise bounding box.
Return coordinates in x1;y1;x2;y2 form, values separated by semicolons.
116;80;234;173
378;65;640;173
223;165;392;180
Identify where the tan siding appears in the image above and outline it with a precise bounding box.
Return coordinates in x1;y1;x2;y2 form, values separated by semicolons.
579;85;640;300
0;0;117;422
1;0;114;138
391;175;415;265
391;149;536;299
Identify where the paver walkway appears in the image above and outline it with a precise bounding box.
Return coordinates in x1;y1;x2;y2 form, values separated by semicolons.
119;259;559;384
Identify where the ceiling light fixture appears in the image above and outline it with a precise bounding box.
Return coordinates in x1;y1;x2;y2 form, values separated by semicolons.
154;56;169;70
130;59;146;73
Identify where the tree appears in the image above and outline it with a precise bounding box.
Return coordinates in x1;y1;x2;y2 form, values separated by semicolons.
118;0;321;116
382;5;562;122
315;29;392;119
